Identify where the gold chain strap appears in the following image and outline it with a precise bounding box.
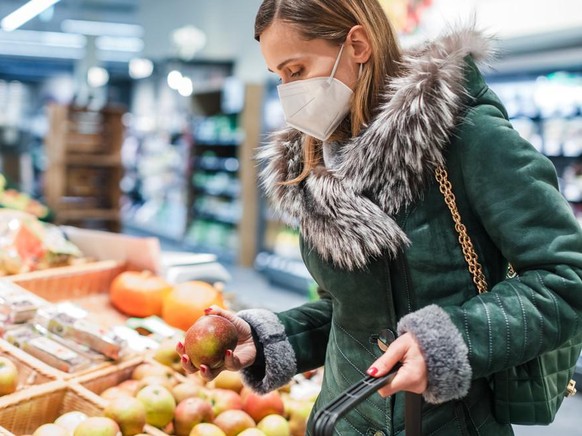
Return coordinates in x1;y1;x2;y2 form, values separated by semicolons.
435;166;489;294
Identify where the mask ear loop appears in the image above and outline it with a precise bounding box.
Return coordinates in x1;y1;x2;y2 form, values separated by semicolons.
327;44;345;85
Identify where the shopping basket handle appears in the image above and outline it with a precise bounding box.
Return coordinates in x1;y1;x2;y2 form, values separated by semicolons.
310;363;403;436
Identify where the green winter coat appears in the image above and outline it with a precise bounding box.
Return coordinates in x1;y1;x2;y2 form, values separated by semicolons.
238;28;582;435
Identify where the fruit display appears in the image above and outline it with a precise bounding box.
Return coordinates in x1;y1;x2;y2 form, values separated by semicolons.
70;358;318;436
0;235;318;436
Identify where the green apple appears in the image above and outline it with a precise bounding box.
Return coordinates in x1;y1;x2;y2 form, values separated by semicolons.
153;338;183;373
104;396;146;436
136;384;176;428
257;414;290;436
0;356;18;396
73;417;120;436
33;424;69;436
54;411;88;434
189;423;226;436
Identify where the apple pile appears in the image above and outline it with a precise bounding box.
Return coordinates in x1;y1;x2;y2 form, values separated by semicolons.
87;358;316;436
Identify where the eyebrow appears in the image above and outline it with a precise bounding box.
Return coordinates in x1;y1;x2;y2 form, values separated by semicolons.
267;57;301;73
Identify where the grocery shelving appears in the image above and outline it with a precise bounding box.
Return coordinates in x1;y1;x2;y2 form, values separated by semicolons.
44;104;125;232
121;60;264;266
488;71;582;219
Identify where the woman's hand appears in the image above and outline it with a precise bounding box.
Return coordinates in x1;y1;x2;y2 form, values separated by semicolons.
175;305;257;381
366;332;428;397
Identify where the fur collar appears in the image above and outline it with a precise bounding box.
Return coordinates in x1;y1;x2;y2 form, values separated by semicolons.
258;28;494;270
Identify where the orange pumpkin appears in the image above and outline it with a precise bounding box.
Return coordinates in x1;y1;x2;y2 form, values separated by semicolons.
109;270;173;317
162;281;226;331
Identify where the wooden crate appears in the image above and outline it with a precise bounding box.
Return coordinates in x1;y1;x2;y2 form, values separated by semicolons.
0;381;104;435
6;260;127;302
0;380;166;436
0;339;59;394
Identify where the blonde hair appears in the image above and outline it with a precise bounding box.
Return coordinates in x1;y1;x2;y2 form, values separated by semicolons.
255;0;402;184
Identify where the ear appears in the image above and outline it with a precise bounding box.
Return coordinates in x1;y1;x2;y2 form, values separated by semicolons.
346;25;372;64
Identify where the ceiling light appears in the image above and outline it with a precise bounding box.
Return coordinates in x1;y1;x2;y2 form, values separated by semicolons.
129;58;154;79
1;0;61;32
87;67;109;88
178;77;193;97
167;70;182;90
96;36;143;53
61;19;143;37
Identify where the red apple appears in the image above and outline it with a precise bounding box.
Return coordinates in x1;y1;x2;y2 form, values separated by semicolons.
209;388;243;416
213;410;255;436
190;423;226;436
0;356;18;396
174;397;214;436
184;315;238;369
104;396;147;436
242;390;285;423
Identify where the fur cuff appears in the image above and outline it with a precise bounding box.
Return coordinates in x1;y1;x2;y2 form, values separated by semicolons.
237;309;297;394
397;304;472;404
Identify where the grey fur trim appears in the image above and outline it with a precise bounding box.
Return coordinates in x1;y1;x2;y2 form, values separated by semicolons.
397;304;472;404
257;26;495;270
237;308;297;394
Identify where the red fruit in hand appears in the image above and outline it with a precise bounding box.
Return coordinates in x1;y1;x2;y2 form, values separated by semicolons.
184;315;238;369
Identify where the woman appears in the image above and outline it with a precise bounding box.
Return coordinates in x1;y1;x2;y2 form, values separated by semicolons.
177;0;582;434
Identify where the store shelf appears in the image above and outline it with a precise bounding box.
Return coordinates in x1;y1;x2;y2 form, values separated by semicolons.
44;104;124;232
254;251;315;296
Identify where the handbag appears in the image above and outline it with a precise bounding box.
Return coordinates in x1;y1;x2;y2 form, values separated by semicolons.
435;165;581;425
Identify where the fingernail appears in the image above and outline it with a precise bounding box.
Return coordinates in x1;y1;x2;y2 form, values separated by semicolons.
367;367;378;376
177;341;183;350
226;350;232;358
204;308;212;315
181;355;188;363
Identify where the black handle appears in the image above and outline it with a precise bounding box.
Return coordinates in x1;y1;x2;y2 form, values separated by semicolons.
311;363;405;436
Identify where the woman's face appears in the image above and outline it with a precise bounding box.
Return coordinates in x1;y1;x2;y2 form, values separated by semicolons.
260;19;360;89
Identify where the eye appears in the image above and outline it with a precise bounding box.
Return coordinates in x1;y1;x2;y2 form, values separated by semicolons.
289;68;303;78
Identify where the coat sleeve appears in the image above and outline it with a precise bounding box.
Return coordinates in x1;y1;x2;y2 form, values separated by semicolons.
440;96;582;380
237;288;332;393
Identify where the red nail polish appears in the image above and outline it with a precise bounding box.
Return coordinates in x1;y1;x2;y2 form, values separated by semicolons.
367;367;378;376
181;355;188;363
204;308;212;315
226;350;232;358
177;341;183;349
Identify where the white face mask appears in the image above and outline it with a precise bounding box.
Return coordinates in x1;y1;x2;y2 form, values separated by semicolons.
277;44;353;141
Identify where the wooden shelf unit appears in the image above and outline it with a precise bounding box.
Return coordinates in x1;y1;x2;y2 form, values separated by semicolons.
44;104;125;232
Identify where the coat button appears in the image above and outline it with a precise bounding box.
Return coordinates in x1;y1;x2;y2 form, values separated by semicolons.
374;431;386;436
